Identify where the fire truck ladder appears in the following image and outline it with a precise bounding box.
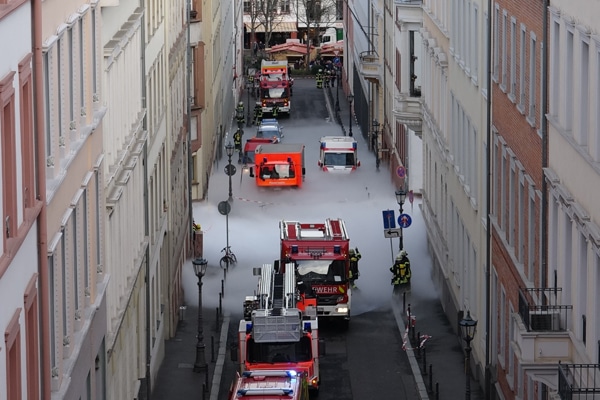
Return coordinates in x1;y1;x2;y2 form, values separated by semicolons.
280;218;349;241
252;263;301;343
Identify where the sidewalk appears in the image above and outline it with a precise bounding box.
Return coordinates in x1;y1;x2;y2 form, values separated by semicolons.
151;303;229;400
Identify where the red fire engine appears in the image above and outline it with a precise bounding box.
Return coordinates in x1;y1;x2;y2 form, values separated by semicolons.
278;219;353;327
260;60;291;115
228;370;309;400
234;264;323;395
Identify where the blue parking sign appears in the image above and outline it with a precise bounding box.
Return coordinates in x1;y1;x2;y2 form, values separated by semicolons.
382;210;396;229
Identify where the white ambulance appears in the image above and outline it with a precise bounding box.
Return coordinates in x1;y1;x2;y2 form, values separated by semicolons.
318;136;360;172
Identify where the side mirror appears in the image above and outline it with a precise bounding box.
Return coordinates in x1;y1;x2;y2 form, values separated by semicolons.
357;160;361;167
317;161;322;167
249;167;254;177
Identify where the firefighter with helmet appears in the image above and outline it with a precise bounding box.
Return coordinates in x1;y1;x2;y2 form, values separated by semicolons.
233;128;243;163
316;69;323;89
348;247;361;289
236;101;245;126
390;249;411;286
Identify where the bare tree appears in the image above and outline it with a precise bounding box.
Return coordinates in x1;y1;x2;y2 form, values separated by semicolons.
254;0;287;49
296;0;338;66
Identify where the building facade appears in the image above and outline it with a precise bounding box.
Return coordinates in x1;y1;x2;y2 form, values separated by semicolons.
0;0;47;398
420;0;489;394
39;0;109;398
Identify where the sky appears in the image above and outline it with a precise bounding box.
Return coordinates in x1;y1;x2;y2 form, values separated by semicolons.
184;114;438;319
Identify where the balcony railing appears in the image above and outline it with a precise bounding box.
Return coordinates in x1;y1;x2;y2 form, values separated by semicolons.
518;287;573;332
558;362;600;400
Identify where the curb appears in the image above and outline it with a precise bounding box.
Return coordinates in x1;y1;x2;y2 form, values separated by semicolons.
210;314;231;400
392;300;430;400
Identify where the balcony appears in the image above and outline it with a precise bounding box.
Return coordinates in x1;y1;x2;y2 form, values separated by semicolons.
558;363;600;399
358;51;382;83
393;94;422;135
511;288;575;390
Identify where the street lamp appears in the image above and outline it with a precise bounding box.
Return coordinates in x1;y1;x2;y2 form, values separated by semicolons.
347;94;354;137
226;142;234;202
395;188;407;250
192;258;209;373
459;311;478;400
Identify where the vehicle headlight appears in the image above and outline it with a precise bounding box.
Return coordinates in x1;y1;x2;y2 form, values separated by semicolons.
336;306;349;314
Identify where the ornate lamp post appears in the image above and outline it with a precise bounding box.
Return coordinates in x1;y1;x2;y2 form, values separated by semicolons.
347;94;354;137
225;142;234;202
459;311;478;400
395;188;407;250
192;258;209;373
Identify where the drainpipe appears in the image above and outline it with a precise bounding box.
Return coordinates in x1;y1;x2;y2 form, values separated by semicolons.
186;0;193;248
32;0;50;396
484;0;493;398
140;2;152;397
541;0;549;292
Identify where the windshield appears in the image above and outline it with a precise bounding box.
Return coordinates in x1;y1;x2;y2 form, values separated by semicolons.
323;152;355;167
257;126;282;140
261;88;289;99
296;259;346;283
244;151;256;164
247;337;312;363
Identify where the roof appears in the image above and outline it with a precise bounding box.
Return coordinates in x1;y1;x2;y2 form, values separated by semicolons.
266;42;314;55
320;41;344;57
255;143;304;155
245;21;297;33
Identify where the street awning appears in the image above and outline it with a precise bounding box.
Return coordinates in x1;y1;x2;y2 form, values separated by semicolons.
245;22;297;33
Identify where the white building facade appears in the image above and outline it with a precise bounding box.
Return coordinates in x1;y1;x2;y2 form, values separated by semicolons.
420;0;489;389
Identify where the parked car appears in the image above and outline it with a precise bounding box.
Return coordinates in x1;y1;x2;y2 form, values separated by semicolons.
256;118;284;143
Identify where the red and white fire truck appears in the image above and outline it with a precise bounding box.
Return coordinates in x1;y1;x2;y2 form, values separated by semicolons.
234;264;322;395
260;60;291;115
278;219;353;326
228;370;309;400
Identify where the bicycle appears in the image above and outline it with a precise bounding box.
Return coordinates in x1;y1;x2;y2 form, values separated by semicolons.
220;246;237;268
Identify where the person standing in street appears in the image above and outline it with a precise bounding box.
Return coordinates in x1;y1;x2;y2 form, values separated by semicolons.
349;248;361;289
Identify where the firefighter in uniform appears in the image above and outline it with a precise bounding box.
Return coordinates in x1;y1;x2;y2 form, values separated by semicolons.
253;103;263;125
348;248;361;289
324;70;330;88
233;128;243;163
272;105;279;118
236;102;245;127
390;250;411;286
316;69;323;89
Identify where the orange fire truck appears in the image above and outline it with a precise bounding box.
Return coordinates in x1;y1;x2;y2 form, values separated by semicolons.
228;370;309;400
248;143;305;187
260;60;291;115
234;264;323;396
279;219;353;327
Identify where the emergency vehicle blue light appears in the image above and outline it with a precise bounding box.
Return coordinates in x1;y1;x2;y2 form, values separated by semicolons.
320;142;325;149
304;322;312;333
352;142;357;150
291;245;298;254
333;245;341;254
287;370;298;377
246;323;252;333
263;157;267;163
287;157;292;163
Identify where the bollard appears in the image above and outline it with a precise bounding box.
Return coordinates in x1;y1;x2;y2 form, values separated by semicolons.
216;307;220;329
422;346;427;374
435;382;439;400
219;293;223;317
211;336;215;362
221;279;225;296
428;364;433;391
223;267;227;280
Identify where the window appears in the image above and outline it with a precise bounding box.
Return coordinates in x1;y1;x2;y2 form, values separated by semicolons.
509;17;516;99
19;56;35;210
528;33;537;123
527;183;535;280
43;49;53;160
578;37;589;147
499;286;506;365
565;28;574;131
518;170;525;263
550;19;560;115
519;24;526;110
501;10;508;89
0;71;17;245
5;309;22;399
280;0;290;13
25;276;40;400
493;5;499;80
472;4;479;83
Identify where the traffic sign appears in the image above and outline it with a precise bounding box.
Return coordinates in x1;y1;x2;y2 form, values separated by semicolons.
396;166;406;178
384;228;402;238
218;201;231;215
398;213;412;228
224;164;237;176
382;210;396;229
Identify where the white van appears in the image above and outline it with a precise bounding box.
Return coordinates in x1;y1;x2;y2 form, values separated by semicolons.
318;136;360;172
